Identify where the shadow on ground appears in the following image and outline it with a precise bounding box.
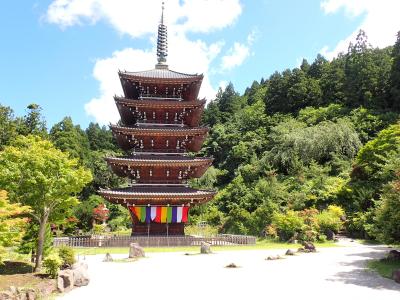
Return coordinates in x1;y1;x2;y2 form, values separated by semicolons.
327;246;400;291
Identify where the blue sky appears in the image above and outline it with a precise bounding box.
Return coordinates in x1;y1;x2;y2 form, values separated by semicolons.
0;0;399;128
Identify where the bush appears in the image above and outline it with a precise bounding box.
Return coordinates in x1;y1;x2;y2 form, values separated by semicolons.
316;205;345;234
92;224;107;234
58;246;75;268
43;252;62;278
271;210;304;241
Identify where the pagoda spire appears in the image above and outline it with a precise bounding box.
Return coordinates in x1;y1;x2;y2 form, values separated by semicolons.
156;2;168;69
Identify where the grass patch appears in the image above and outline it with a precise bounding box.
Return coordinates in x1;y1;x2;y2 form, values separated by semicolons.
73;239;338;256
367;258;400;279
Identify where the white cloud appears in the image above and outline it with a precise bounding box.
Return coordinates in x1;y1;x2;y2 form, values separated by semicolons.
46;0;243;124
219;30;257;71
84;33;223;124
320;0;400;59
46;0;242;36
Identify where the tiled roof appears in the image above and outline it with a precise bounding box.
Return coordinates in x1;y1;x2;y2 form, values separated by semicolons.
119;69;203;80
114;97;206;108
106;155;212;163
110;124;208;135
99;185;216;197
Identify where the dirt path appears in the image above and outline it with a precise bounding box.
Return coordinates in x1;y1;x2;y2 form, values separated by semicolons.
59;240;400;300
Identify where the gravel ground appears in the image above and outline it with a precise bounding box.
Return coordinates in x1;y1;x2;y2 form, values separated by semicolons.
59;240;400;300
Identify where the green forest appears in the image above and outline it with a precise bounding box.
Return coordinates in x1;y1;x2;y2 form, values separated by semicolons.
1;30;400;265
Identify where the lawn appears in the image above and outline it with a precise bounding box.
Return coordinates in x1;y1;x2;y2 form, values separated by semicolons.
73;239;339;256
367;258;400;279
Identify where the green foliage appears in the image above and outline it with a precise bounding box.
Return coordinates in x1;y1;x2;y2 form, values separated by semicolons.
50;117;90;162
92;224;107;234
373;172;400;243
58;245;75;267
0;135;92;269
18;223;53;257
315;205;345;233
271;210;304;241
0;190;30;264
42;252;62;278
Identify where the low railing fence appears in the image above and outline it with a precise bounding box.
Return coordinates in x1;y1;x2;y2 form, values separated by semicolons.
53;234;256;248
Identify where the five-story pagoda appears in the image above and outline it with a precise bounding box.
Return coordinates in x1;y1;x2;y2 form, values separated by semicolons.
99;5;216;236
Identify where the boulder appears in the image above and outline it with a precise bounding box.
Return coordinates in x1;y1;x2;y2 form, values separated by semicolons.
285;249;295;256
302;241;316;252
388;250;400;261
392;269;400;284
25;289;36;300
129;243;145;258
200;242;211;254
225;263;238;268
326;230;335;241
72;262;90;287
57;269;74;293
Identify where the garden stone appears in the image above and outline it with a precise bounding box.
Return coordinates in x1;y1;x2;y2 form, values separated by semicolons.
387;250;400;260
266;255;281;260
302;242;316;252
0;290;14;300
326;230;335;240
225;263;238;268
58;269;74;292
72;262;90;287
200;242;211;254
129;243;145;258
285;249;295;256
297;247;311;253
392;269;400;283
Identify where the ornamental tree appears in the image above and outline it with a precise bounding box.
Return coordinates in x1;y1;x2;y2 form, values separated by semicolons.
0;135;92;271
92;203;109;224
0;190;31;263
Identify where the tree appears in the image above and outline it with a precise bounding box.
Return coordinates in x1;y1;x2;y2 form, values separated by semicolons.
0;135;92;270
0;190;30;263
86;122;117;151
50;117;90;162
18;104;47;137
0;105;18;150
390;31;400;110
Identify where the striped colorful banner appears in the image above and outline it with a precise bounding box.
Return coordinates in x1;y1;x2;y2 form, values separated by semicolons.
129;206;189;223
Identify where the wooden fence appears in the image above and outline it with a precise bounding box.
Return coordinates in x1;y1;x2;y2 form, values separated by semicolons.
53;234;256;248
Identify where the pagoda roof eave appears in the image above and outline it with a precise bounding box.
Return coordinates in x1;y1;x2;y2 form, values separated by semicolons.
99;186;216;202
114;97;206;108
110;124;209;136
119;69;203;84
105;156;213;166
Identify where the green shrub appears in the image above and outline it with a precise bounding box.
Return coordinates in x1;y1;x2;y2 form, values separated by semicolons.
271;210;304;241
92;224;107;234
316;205;345;233
58;246;75;267
43;252;62;278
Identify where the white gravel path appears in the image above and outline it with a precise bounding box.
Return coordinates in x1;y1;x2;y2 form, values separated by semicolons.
60;240;400;300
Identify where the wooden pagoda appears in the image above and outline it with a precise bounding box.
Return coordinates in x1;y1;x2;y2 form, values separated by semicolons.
99;5;216;236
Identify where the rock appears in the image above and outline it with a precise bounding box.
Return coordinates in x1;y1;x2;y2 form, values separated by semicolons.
388;250;400;261
200;242;211;254
266;255;282;260
72;262;90;287
326;230;335;240
297;247;311;253
57;269;74;293
392;269;400;283
129;243;145;258
302;241;316;252
103;253;113;262
225;263;238;268
285;249;295;256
